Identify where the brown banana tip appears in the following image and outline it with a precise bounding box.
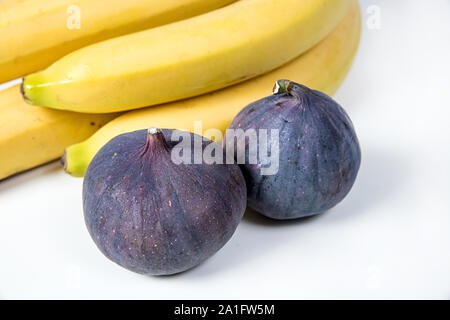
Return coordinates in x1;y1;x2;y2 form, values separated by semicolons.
60;150;69;173
20;79;31;103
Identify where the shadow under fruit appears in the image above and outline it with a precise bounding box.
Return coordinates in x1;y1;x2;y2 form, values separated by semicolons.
83;128;247;275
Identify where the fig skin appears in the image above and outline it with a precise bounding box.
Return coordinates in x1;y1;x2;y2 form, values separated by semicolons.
83;128;246;275
225;80;361;220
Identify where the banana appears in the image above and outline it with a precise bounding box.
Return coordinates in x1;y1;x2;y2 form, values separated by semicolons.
22;0;351;113
0;0;238;83
0;86;118;180
62;0;361;177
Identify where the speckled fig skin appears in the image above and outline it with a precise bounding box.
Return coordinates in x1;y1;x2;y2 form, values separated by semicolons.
83;128;246;275
225;80;361;220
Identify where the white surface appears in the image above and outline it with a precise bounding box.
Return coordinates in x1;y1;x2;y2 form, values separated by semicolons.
0;0;449;299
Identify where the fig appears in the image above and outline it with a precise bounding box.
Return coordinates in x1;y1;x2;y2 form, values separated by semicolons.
225;80;361;220
83;128;246;275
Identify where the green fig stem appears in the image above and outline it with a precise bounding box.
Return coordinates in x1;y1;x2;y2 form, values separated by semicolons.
273;80;313;102
273;79;293;95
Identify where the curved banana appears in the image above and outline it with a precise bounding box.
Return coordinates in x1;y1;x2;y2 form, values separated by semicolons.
0;0;238;83
62;0;361;177
0;86;118;180
22;0;351;113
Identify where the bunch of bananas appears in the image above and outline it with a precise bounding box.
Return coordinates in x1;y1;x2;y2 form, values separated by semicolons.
0;0;361;180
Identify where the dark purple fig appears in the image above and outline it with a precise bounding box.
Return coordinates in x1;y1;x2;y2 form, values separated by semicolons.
224;80;361;220
83;128;246;275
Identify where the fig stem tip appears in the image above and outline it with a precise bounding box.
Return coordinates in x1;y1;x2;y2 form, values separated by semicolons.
148;127;161;135
273;79;293;95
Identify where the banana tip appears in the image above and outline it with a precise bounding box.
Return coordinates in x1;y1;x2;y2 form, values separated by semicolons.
20;79;31;103
60;150;70;174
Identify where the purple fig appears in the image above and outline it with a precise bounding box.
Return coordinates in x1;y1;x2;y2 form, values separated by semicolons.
225;80;361;220
83;128;246;275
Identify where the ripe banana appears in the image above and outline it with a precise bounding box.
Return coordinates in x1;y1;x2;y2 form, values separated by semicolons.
22;0;351;113
0;0;237;83
0;86;118;180
62;0;361;177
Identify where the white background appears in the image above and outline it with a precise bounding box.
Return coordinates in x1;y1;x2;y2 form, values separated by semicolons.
0;0;449;299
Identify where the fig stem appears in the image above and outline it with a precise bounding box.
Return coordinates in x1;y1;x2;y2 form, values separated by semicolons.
148;127;161;135
273;79;293;95
141;127;168;156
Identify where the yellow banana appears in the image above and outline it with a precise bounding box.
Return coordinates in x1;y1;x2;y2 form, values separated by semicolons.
62;0;361;177
22;0;351;113
0;86;118;180
0;0;238;83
